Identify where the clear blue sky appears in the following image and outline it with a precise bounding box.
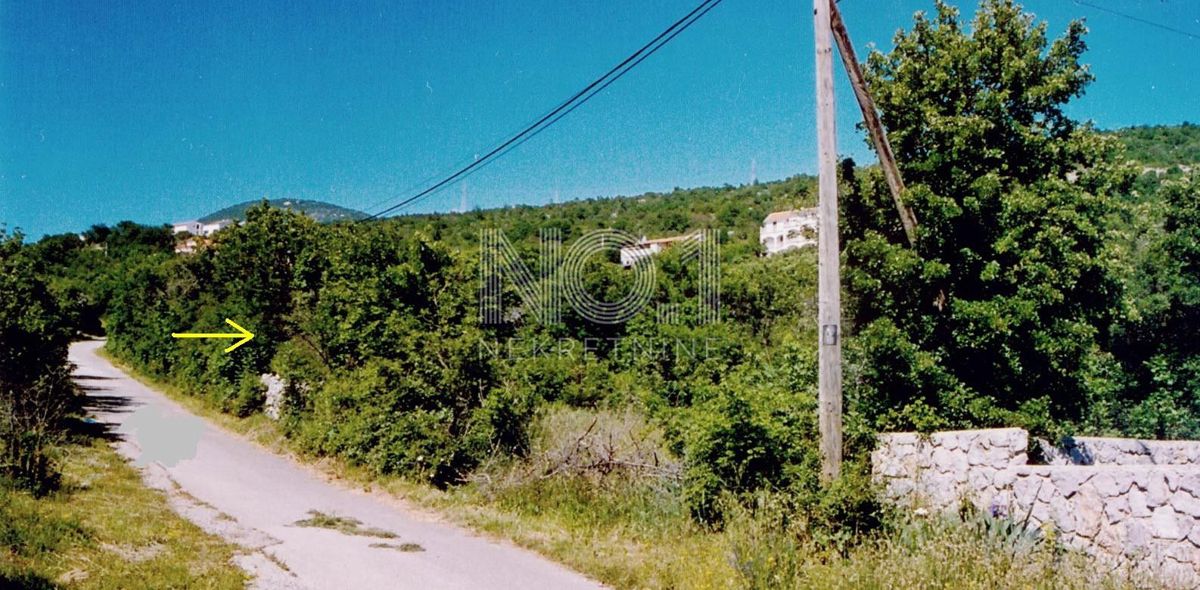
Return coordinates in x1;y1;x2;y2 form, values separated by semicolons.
2;0;1197;238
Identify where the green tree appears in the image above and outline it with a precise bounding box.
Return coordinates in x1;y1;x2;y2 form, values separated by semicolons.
845;0;1134;434
0;232;76;493
1118;176;1200;437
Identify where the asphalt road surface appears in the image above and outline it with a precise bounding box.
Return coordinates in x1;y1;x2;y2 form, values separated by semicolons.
71;340;607;590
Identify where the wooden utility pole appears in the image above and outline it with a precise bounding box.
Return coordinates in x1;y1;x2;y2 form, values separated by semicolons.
814;0;842;482
829;1;918;247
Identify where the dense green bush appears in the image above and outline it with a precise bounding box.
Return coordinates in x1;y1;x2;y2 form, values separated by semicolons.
0;233;77;493
844;0;1135;437
1114;177;1200;437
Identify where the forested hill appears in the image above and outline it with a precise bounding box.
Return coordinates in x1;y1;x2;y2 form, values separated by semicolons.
1111;123;1200;166
380;175;816;256
187;123;1198;234
200;198;367;223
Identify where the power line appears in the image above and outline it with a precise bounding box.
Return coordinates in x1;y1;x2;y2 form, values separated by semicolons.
364;0;725;220
1073;0;1200;41
451;0;726;194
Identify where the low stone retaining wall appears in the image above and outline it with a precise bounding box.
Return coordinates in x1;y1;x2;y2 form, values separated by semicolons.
1041;436;1200;466
873;428;1200;587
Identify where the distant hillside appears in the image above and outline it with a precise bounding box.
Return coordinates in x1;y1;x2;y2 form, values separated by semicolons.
1111;123;1200;166
199;199;367;223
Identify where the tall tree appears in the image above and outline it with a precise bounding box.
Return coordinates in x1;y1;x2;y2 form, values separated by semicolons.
844;0;1134;434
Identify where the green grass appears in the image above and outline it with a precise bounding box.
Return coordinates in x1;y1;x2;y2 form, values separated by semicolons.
406;468;1152;589
0;437;246;589
98;347;1159;589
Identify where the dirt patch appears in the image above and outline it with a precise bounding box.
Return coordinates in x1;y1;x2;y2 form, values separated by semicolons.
370;542;425;553
101;541;165;562
293;510;398;539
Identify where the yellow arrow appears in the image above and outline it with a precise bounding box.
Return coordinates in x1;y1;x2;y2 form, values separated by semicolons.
171;318;255;353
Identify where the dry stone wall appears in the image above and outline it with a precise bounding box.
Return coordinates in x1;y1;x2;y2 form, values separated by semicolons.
873;429;1200;588
1040;437;1200;467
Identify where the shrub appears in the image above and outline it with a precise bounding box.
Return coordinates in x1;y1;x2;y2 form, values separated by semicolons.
296;353;512;487
0;233;77;494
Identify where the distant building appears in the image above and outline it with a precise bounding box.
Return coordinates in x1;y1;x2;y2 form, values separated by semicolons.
172;220;202;235
620;234;693;268
760;208;818;255
173;218;235;238
200;219;234;236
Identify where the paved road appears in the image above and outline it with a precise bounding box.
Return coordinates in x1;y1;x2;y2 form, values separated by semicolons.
70;340;607;590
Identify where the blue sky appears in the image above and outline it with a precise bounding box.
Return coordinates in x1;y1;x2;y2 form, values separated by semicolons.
2;0;1197;238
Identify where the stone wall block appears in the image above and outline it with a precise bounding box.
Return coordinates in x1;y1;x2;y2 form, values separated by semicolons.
1093;472;1123;497
1166;542;1199;566
1129;486;1153;518
1161;558;1195;586
1171;491;1200;519
932;447;954;471
1000;428;1028;454
1037;479;1056;503
967;468;993;491
1150;472;1174;508
1179;513;1197;545
1013;476;1040;508
994;467;1019;489
1105;494;1131;525
880;432;920;447
1126;519;1152;554
1050;469;1090;498
1180;473;1200;495
1152;505;1186;541
1030;500;1052;526
1187;524;1200;549
952;467;969;484
1075;488;1105;539
966;444;987;467
1096;521;1125;552
985;445;1014;466
1051;495;1077;534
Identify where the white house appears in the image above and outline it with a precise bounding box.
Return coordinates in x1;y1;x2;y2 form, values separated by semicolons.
760;208;818;255
172;220;202;235
620;234;692;268
199;219;234;236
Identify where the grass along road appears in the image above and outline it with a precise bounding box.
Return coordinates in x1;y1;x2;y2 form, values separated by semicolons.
71;339;608;590
0;435;247;589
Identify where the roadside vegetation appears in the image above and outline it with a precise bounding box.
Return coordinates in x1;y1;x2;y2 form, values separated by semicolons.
6;0;1200;588
0;232;246;588
0;438;247;589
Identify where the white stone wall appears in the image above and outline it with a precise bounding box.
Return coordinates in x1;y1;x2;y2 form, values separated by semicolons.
873;428;1200;588
872;428;1028;508
1040;437;1200;466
